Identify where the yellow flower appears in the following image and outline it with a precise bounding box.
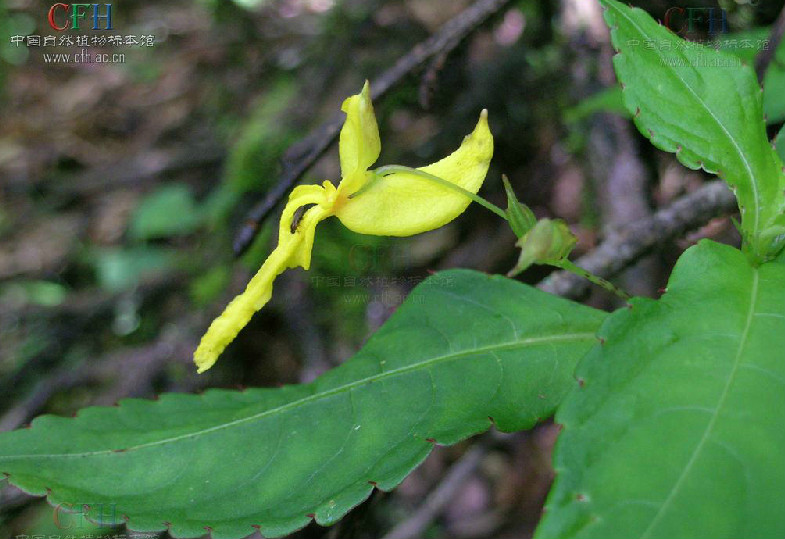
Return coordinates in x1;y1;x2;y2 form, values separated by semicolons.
194;81;494;372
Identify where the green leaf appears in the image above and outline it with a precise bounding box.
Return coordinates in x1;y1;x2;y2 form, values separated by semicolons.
129;183;203;240
763;62;785;125
563;86;629;123
535;240;785;539
0;270;605;539
224;80;298;193
600;0;785;261
719;28;785;124
776;125;785;164
0;280;68;307
87;246;174;292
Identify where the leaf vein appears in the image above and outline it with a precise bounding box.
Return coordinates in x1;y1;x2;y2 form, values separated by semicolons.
0;333;594;460
638;268;759;539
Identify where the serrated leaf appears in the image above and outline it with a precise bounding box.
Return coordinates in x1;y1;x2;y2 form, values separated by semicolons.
0;270;605;539
600;0;785;261
776;125;785;163
535;240;785;539
718;28;785;124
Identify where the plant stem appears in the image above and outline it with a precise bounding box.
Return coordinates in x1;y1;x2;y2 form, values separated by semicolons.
351;165;509;221
556;259;631;300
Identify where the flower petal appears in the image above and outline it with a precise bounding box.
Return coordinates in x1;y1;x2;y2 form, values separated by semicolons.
194;187;333;373
339;81;381;190
278;182;336;269
335;110;493;236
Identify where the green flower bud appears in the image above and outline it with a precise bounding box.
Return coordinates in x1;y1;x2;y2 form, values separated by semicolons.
508;218;577;276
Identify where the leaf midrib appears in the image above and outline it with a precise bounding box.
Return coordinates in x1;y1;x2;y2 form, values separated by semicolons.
638;268;760;539
609;2;762;241
0;332;596;460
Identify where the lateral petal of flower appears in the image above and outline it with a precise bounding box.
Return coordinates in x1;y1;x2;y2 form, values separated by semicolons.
193;186;333;373
338;81;381;193
278;181;337;269
335;110;493;236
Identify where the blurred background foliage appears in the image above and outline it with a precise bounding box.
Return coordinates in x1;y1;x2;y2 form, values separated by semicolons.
1;0;784;537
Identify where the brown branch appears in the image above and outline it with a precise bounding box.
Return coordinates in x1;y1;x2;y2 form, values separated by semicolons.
538;180;737;299
232;0;513;256
582;13;657;299
755;4;785;83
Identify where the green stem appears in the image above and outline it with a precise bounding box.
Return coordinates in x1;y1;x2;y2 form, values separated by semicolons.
349;165;508;221
556;259;631;300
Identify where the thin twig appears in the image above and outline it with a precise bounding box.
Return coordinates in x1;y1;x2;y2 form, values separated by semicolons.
557;259;631;300
0;325;199;432
232;0;512;256
755;4;785;83
538;180;736;299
